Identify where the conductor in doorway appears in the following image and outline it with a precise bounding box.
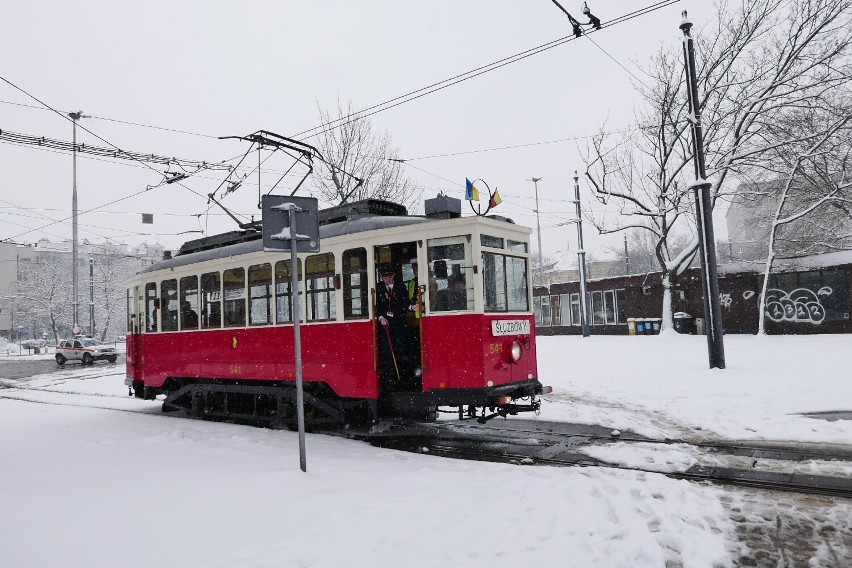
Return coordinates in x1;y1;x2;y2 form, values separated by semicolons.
376;263;414;389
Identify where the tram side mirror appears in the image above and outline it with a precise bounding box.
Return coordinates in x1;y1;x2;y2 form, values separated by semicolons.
433;260;447;279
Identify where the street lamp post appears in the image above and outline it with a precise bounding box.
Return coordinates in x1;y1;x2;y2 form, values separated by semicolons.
528;177;544;287
556;172;591;338
681;13;725;369
68;110;88;336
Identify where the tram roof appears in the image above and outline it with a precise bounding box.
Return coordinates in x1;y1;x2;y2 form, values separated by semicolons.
137;214;433;274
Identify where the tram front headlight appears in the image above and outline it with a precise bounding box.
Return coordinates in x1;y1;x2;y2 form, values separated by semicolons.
511;341;523;362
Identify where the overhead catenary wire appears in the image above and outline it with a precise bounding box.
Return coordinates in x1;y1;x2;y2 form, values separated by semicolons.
292;1;679;143
0;75;229;244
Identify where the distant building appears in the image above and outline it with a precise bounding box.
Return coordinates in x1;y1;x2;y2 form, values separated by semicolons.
0;239;167;339
535;250;852;335
727;180;852;261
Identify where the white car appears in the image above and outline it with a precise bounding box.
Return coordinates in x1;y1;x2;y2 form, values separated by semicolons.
55;338;118;366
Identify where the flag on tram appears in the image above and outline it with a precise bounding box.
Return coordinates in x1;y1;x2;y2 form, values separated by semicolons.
465;178;480;201
490;188;502;208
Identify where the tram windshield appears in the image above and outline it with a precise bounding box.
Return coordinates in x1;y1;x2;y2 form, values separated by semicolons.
427;236;473;312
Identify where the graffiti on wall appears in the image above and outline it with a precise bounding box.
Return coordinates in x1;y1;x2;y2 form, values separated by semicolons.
719;293;733;309
764;287;833;324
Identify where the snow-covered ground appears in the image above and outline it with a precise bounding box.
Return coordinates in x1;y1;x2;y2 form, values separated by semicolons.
1;334;850;567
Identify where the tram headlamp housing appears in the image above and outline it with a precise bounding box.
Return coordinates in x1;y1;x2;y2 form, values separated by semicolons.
511;341;523;362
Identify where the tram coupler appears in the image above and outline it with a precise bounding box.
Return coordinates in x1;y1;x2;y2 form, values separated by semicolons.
477;398;541;424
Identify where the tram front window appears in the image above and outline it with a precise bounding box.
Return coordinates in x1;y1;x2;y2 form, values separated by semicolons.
427;236;472;312
482;252;529;312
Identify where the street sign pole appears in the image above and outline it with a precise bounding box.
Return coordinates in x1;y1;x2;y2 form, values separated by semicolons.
288;205;307;473
262;195;320;472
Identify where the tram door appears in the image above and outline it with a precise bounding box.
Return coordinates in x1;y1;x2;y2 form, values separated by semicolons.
374;242;423;393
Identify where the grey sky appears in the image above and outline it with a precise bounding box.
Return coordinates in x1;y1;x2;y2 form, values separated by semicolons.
1;0;715;265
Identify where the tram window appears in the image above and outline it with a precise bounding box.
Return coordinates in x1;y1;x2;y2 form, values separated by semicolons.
201;271;222;329
126;288;133;333
342;248;368;320
482;252;529;312
248;263;273;325
507;239;528;253
428;236;472;312
306;253;336;321
223;268;246;327
145;283;157;332
160;279;178;331
274;259;302;324
179;276;199;330
480;234;504;249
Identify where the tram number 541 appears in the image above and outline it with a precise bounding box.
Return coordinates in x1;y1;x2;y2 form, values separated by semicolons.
488;343;504;355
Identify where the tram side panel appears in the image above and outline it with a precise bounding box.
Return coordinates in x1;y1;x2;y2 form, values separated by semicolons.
128;321;379;399
421;314;537;392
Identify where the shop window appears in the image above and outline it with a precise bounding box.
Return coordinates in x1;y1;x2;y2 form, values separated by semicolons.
570;293;580;326
616;289;627;323
822;269;849;321
592;291;605;325
604;290;615;324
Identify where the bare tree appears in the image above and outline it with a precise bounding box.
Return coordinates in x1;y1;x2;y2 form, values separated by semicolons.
583;0;852;331
11;255;72;343
531;252;561;288
92;251;142;341
312;98;421;209
752;107;852;333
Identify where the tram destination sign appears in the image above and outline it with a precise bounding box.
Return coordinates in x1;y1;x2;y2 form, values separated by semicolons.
261;195;320;253
491;319;531;336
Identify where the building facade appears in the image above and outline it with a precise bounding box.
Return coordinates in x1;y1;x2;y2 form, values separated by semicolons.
535;251;852;335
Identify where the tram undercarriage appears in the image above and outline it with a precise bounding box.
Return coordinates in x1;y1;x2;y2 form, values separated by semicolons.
134;377;548;429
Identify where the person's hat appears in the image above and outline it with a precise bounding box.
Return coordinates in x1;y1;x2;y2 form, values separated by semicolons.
409;257;418;265
378;263;395;275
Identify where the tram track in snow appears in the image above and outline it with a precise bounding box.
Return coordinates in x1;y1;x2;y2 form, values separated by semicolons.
5;378;852;498
343;419;852;500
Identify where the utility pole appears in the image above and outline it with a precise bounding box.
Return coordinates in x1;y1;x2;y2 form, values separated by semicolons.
681;12;725;369
68;110;88;336
89;256;95;337
623;234;630;274
528;177;544;287
573;172;590;338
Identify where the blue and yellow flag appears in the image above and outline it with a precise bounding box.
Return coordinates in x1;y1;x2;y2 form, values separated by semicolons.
490;188;502;208
465;178;480;201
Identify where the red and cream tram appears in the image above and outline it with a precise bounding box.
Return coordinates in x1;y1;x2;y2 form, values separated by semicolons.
125;197;548;427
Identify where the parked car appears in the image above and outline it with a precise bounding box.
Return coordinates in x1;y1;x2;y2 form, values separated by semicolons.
55;338;118;366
